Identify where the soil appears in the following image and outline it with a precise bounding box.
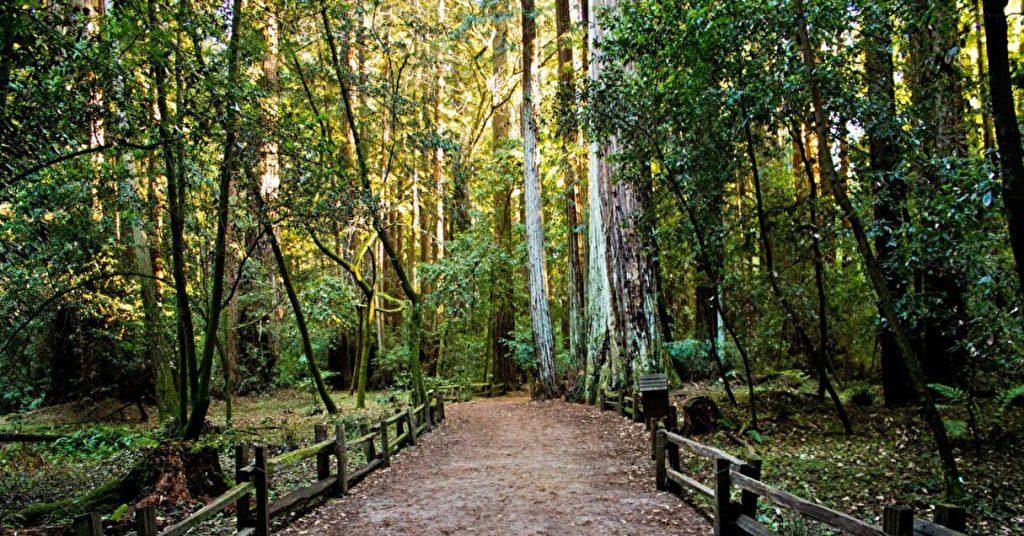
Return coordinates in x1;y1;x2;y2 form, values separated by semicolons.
279;395;709;535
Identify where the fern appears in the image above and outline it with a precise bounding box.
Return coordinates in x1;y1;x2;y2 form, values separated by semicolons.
998;384;1024;410
943;419;968;438
927;383;967;404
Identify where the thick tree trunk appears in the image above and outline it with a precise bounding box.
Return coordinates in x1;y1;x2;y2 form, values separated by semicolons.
131;219;176;420
490;0;517;387
556;0;587;384
982;0;1024;295
522;0;559;399
907;0;970;388
603;171;662;388
861;1;914;406
585;0;615;403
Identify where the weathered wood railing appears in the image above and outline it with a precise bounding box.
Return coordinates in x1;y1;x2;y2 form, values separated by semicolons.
635;407;966;534
595;388;967;536
437;381;508;402
70;391;446;536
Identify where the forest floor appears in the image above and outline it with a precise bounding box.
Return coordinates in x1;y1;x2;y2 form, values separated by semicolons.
277;395;708;536
0;389;404;532
2;379;1022;535
669;376;1024;535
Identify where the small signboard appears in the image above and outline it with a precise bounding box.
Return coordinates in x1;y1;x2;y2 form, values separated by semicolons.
639;373;669;420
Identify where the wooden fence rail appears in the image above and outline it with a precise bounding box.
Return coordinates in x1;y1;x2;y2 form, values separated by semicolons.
68;381;508;536
597;386;969;536
437;381;508;402
69;391;448;536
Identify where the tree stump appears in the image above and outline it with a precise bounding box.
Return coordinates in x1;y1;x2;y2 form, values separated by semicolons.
682;396;722;435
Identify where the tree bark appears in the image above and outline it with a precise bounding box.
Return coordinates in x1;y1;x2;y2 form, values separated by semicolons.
585;0;616;403
861;1;914;406
183;0;244;440
490;0;517;387
982;0;1024;295
521;0;559;398
556;0;587;384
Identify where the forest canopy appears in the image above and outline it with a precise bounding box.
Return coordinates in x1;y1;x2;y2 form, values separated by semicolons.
2;0;1024;532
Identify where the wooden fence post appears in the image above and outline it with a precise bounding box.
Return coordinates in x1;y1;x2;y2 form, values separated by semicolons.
254;446;270;536
395;408;406;448
315;424;330;480
934;504;966;531
666;439;681;493
666;405;678;432
234;444;251;530
336;423;348;494
883;504;913;536
73;512;102;536
650;419;658;459
633;395;644;423
598;390;606;411
380;417;391;467
739;459;762;518
655;429;667;491
134;505;157;536
713;458;732;536
618;394;627;418
435;390;445;423
359;422;376;461
407;409;418;446
424;401;434;432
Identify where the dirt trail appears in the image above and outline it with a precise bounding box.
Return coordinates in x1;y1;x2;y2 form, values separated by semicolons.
280;396;709;535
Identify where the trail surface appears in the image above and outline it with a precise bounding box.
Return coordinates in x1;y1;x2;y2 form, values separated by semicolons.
280;395;709;535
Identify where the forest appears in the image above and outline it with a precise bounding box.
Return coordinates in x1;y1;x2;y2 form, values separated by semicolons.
1;0;1024;534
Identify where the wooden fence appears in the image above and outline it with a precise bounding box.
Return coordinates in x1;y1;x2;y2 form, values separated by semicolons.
599;388;969;536
437;381;508;402
70;390;449;536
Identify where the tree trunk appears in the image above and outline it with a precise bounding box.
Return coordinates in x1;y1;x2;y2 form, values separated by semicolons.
794;0;962;497
585;0;617;403
356;295;374;408
982;0;1024;295
861;2;914;406
321;5;427;404
522;0;559;398
255;190;338;414
149;0;196;430
183;0;244;440
556;0;587;384
907;0;970;388
490;0;517;388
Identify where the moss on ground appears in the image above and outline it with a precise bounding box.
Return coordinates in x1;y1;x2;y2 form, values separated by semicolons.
670;378;1024;535
0;388;410;532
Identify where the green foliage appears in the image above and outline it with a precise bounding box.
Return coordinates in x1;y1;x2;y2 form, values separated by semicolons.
45;427;157;462
108;504;130;522
997;384;1024;414
664;339;713;378
929;383;969;406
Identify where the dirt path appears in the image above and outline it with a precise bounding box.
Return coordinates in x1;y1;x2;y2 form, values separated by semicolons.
280;396;709;535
